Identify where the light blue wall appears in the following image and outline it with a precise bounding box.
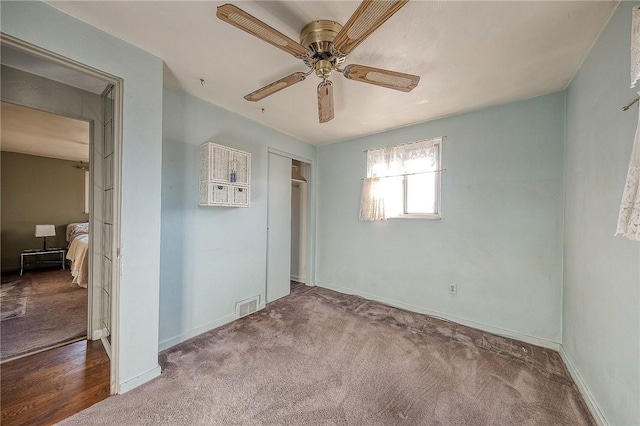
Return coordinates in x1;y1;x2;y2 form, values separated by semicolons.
1;1;164;391
563;2;640;424
316;92;566;347
159;87;316;349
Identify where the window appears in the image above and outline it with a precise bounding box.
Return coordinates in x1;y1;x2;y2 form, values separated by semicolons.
360;137;441;220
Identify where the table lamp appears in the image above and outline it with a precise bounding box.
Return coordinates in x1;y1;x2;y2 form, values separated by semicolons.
35;224;56;250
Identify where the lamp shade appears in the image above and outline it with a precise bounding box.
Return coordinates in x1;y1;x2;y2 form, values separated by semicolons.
35;224;56;238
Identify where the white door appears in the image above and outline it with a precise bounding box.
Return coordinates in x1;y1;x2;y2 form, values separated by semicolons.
266;152;292;303
101;84;115;343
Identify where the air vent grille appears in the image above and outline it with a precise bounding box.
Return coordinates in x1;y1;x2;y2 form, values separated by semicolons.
236;295;260;318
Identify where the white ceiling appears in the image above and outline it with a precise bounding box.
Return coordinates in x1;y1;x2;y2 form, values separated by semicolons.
1;101;90;162
47;1;617;146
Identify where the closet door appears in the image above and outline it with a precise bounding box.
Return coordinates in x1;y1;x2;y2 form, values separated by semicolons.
266;152;292;303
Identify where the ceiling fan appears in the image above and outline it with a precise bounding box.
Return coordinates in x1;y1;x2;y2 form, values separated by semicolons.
216;1;420;123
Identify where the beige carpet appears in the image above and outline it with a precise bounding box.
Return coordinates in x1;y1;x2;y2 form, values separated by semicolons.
1;270;87;361
62;284;593;425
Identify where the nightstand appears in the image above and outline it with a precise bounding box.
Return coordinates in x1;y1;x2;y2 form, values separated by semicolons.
20;248;66;276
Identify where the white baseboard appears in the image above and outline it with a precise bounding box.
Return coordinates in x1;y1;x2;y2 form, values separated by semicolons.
290;275;306;284
315;280;560;351
158;312;239;352
118;364;161;394
91;328;104;340
559;346;608;426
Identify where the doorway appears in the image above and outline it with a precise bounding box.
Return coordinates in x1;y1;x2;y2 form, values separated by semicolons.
290;159;309;285
0;34;122;395
0;102;91;361
266;150;312;303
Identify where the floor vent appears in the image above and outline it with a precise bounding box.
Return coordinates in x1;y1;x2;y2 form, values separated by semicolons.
236;296;259;318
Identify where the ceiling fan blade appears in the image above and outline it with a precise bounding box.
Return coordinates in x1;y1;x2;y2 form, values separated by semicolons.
332;0;408;56
317;80;334;123
343;64;419;92
217;4;308;59
244;72;307;102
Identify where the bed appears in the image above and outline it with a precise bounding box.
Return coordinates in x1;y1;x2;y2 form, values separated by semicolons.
66;223;89;288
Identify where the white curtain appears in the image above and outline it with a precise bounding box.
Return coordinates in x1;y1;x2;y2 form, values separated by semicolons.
632;6;640;88
616;111;640;240
365;138;438;178
359;178;386;221
359;137;440;221
617;7;640;241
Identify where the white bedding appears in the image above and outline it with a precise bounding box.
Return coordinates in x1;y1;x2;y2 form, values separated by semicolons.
66;224;89;288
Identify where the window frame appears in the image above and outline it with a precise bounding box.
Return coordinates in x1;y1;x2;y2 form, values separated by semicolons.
388;138;442;220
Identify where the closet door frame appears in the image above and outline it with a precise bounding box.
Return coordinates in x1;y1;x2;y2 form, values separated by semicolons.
266;147;316;301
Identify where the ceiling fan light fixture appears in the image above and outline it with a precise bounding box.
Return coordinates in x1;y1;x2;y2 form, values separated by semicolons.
217;1;418;123
314;59;333;79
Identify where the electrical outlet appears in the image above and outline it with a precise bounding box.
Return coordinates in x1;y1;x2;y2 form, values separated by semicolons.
449;283;457;295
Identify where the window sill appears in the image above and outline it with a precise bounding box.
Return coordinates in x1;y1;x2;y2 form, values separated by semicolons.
388;214;441;220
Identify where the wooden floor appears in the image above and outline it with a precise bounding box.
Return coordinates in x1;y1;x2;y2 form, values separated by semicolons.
1;340;110;426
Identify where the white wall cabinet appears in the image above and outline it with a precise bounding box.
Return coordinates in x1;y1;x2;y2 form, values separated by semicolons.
199;142;251;207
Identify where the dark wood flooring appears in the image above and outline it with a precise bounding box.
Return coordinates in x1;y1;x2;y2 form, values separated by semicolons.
1;339;110;426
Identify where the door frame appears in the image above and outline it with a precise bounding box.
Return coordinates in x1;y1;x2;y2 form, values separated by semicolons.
1;33;123;394
266;147;316;296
